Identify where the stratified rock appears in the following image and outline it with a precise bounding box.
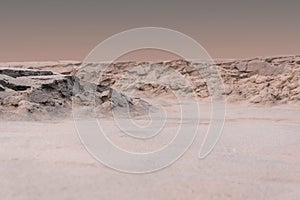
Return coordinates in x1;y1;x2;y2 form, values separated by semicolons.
0;68;53;78
1;55;300;110
0;74;31;91
0;68;151;120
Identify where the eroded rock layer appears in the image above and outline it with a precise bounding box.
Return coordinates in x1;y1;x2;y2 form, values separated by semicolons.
0;55;299;119
0;68;149;120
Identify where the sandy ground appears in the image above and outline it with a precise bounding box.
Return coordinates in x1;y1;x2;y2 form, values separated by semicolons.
0;103;300;200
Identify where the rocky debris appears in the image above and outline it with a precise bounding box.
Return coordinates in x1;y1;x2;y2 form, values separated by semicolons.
215;55;300;104
68;55;300;104
0;68;150;120
1;55;300;111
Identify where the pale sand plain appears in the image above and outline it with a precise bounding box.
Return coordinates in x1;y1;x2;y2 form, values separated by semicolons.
1;102;300;200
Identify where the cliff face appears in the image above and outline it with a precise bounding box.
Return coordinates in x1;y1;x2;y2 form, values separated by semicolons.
215;55;300;104
0;55;299;119
70;55;300;104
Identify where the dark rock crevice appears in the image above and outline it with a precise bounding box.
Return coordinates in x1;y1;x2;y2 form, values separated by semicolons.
0;68;53;78
0;79;31;91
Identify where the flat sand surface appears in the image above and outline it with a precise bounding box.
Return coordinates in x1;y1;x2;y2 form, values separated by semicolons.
0;103;300;200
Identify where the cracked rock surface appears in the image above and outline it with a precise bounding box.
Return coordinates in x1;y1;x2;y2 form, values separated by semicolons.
0;68;150;120
51;55;300;104
0;55;299;120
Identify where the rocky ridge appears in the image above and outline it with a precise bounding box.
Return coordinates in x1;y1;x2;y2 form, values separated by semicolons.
44;55;299;104
0;68;150;120
0;55;299;120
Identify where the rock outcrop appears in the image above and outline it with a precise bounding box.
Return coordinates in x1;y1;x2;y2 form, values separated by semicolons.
70;55;300;104
216;55;300;104
0;55;299;120
0;68;150;120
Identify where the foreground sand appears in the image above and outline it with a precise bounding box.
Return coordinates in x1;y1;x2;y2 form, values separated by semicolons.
0;103;299;200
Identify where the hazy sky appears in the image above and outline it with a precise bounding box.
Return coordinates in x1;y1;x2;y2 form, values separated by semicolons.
0;0;299;61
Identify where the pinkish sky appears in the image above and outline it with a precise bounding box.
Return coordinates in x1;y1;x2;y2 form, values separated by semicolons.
0;0;299;61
